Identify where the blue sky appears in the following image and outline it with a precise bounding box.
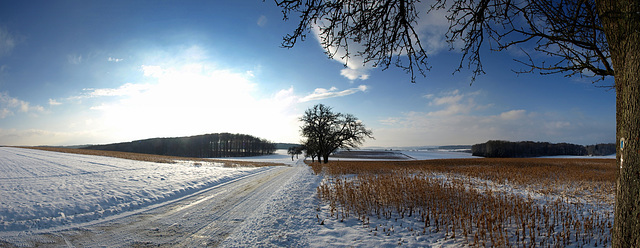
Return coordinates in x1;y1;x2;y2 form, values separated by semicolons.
0;0;615;147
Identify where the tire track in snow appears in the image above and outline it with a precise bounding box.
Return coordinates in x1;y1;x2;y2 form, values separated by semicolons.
12;166;299;247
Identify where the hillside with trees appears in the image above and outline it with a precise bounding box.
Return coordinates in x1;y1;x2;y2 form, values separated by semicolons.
84;133;276;158
472;140;615;158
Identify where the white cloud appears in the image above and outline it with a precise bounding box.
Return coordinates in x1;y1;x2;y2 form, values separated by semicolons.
340;67;370;80
414;2;454;54
83;83;152;97
273;86;299;106
299;85;368;102
0;92;44;118
0;108;11;119
48;99;62;106
499;109;526;120
107;57;123;62
311;24;373;81
426;89;482;116
431;93;463;106
30;105;44;113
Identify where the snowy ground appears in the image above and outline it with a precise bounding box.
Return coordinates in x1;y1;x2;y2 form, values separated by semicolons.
0;147;615;247
215;149;300;166
398;149;477;160
0;147;268;233
221;150;483;247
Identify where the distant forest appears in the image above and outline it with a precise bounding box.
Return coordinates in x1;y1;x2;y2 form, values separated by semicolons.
472;140;616;158
84;133;276;158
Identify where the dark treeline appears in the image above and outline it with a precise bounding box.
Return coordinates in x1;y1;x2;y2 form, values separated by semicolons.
585;143;617;156
472;140;616;158
84;133;276;158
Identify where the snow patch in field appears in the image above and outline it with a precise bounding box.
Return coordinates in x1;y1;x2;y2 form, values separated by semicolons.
0;147;266;233
399;150;477;160
215;149;299;166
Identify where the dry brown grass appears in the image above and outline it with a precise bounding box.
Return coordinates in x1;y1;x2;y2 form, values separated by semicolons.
312;158;616;247
18;146;282;167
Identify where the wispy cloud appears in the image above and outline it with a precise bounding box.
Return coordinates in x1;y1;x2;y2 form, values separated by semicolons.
499;109;526;120
67;54;83;64
64;83;153;103
257;15;268;27
414;2;455;55
311;25;372;81
0;27;17;57
83;83;152;98
374;89;613;146
299;85;368;102
340;61;370;81
0;108;11;119
48;99;62;106
0;92;44;118
107;57;123;62
424;89;484;116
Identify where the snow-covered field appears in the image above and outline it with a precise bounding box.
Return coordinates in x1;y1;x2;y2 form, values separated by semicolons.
0;147;268;233
216;148;300;166
399;149;477;160
0;147;615;247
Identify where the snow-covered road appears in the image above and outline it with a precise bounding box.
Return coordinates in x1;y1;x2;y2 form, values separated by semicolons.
0;147;318;247
30;166;300;247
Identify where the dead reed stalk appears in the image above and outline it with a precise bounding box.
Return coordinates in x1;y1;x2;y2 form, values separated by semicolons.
312;158;616;247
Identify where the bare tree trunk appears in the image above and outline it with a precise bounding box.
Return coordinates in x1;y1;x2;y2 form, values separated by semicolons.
598;0;640;246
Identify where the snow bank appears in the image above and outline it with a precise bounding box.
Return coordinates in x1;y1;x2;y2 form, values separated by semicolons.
0;147;267;233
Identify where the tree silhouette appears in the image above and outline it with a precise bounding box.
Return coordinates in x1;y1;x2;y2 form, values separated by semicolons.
300;104;373;163
276;0;639;246
287;145;304;160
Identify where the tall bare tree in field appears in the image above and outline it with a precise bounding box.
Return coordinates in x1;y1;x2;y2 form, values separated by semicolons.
275;0;639;246
300;104;373;163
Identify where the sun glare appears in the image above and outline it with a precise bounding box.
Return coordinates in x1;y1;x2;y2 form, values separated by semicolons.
93;62;300;143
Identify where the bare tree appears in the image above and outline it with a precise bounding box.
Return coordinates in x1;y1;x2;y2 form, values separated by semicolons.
287;146;297;161
287;145;304;160
303;137;319;162
300;104;373;163
275;0;639;246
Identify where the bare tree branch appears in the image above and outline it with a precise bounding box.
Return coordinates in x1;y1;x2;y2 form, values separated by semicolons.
274;0;613;85
275;0;429;83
